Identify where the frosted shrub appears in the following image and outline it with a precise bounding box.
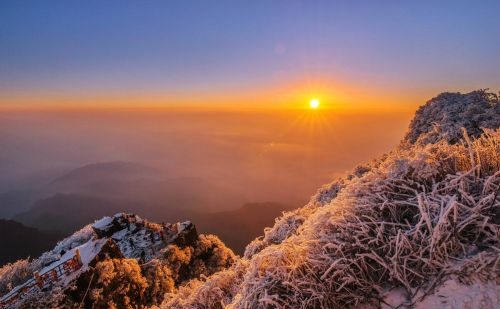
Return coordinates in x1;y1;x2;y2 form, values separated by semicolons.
162;234;236;284
162;260;248;309
0;259;37;294
143;259;175;306
90;258;148;308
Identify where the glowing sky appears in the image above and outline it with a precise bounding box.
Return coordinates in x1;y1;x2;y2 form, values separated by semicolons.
1;1;499;108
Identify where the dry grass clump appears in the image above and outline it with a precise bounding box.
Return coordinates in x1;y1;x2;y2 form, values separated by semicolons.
162;128;499;308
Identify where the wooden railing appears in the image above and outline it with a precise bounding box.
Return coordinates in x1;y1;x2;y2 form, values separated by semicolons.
0;249;83;308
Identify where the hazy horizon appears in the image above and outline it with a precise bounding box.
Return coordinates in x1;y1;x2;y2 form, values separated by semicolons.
0;106;413;217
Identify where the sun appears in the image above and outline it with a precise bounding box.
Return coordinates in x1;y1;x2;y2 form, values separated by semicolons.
309;99;320;109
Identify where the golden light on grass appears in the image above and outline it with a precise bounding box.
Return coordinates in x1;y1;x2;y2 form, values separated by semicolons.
309;99;320;109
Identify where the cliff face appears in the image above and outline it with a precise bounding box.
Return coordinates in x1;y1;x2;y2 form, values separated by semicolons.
161;90;499;309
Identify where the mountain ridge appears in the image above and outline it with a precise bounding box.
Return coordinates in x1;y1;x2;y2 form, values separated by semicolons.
0;220;63;266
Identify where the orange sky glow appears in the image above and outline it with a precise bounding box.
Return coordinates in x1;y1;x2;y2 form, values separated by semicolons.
0;78;425;113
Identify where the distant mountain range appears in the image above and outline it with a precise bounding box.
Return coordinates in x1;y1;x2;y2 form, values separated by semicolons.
2;161;296;257
0;219;63;266
13;194;142;234
0;190;38;220
0;161;247;221
0;161;157;219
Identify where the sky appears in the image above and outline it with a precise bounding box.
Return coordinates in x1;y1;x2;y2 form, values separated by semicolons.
1;1;497;224
1;0;499;109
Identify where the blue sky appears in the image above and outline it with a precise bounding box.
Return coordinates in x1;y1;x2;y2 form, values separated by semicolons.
1;1;499;106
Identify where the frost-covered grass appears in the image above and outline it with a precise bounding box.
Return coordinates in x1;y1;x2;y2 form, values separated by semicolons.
160;90;499;308
161;261;248;309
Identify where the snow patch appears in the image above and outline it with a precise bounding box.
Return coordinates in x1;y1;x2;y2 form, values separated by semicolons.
92;216;113;230
414;279;499;309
